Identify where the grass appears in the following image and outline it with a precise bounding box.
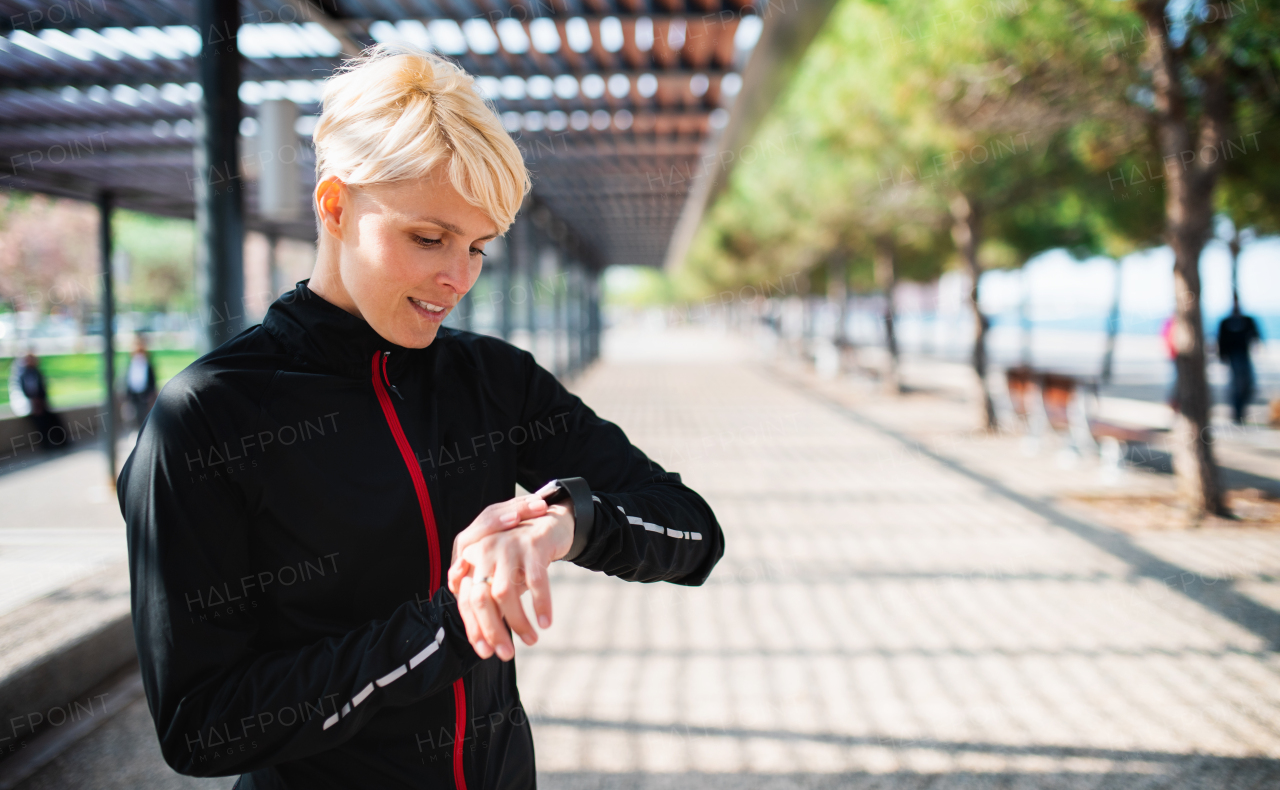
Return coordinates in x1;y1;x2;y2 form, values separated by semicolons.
0;350;200;409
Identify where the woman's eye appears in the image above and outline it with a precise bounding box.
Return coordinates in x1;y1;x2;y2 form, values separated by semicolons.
470;248;487;258
414;235;442;248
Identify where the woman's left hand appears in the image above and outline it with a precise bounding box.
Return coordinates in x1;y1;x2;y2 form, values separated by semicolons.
452;504;574;661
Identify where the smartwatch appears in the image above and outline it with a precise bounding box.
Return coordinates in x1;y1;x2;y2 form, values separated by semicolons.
533;477;595;562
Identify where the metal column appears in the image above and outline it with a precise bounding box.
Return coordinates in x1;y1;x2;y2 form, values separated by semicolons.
99;191;117;485
585;268;601;365
525;249;537;351
581;262;593;366
551;250;564;378
568;261;582;377
194;0;245;353
497;237;513;342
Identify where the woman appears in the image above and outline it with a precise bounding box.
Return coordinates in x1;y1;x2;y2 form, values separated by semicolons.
118;45;723;789
7;348;66;452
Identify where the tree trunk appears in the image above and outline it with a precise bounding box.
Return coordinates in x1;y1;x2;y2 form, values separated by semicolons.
951;193;996;430
1229;228;1241;304
1138;0;1230;519
873;235;901;394
827;254;851;373
1101;257;1123;384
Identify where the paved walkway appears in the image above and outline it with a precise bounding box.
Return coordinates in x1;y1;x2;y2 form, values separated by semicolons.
11;325;1280;788
525;326;1280;788
0;444;126;619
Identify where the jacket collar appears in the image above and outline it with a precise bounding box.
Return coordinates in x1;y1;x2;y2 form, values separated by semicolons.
261;279;443;380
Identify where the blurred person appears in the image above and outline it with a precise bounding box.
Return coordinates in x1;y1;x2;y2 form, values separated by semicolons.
124;333;158;429
1217;295;1263;425
7;348;67;451
117;45;723;790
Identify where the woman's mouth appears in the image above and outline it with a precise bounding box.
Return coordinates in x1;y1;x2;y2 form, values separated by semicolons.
409;296;448;322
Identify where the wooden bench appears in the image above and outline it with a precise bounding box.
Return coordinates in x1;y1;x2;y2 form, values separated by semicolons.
1087;419;1168;472
1004;365;1172;471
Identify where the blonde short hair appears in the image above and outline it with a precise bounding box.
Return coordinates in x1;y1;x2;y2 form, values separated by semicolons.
312;44;531;233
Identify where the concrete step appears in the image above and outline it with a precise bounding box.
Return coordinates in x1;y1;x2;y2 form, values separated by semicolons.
0;563;137;783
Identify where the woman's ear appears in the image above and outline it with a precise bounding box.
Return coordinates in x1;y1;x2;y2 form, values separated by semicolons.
315;177;348;241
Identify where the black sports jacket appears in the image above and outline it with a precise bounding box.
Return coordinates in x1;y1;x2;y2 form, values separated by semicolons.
118;280;724;789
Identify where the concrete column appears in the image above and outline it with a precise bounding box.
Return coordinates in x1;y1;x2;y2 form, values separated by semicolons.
266;229;281;299
193;0;245;352
257;99;300;222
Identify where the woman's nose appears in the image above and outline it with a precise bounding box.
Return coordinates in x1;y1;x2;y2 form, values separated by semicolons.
436;246;478;296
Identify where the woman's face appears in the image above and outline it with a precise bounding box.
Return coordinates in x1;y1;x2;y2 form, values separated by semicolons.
316;164;500;349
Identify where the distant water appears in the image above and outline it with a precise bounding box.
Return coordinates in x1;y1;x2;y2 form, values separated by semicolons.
983;311;1280;339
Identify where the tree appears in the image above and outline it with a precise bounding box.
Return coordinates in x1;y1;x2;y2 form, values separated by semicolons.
0;192;99;331
1217;112;1280;302
1124;0;1280;519
828;0;1150;428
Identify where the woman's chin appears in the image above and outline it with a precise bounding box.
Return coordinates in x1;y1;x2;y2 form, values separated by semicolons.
377;319;441;349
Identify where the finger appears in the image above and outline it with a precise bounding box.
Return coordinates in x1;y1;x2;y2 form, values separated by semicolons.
523;546;554;631
455;577;490;659
469;568;511;661
452;497;550;570
491;547;537;647
512;493;550;522
448;556;473;595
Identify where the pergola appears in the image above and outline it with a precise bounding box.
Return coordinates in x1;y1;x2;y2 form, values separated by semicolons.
0;0;836;478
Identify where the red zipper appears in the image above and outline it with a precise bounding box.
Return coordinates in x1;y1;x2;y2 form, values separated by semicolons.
371;351;469;790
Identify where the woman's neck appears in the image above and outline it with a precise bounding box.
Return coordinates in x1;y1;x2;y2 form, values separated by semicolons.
307;245;364;321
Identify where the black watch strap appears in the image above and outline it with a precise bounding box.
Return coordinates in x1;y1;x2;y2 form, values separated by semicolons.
540;477;595;562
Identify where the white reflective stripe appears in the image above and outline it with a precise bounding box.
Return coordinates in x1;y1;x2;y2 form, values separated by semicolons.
376;665;408;687
328;627;448;732
410;628;446;669
410;641;439;669
618;502;689;540
352;683;374;707
592;495;601;503
691;533;702;540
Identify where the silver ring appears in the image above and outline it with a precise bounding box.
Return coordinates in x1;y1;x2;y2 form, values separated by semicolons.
477;575;494;585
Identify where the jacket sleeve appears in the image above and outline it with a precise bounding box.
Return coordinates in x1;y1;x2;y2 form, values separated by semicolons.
512;349;724;585
119;378;480;777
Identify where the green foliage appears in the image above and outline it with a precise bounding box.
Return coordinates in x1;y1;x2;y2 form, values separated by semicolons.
684;0;1186;290
113;211;196;312
0;349;198;408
